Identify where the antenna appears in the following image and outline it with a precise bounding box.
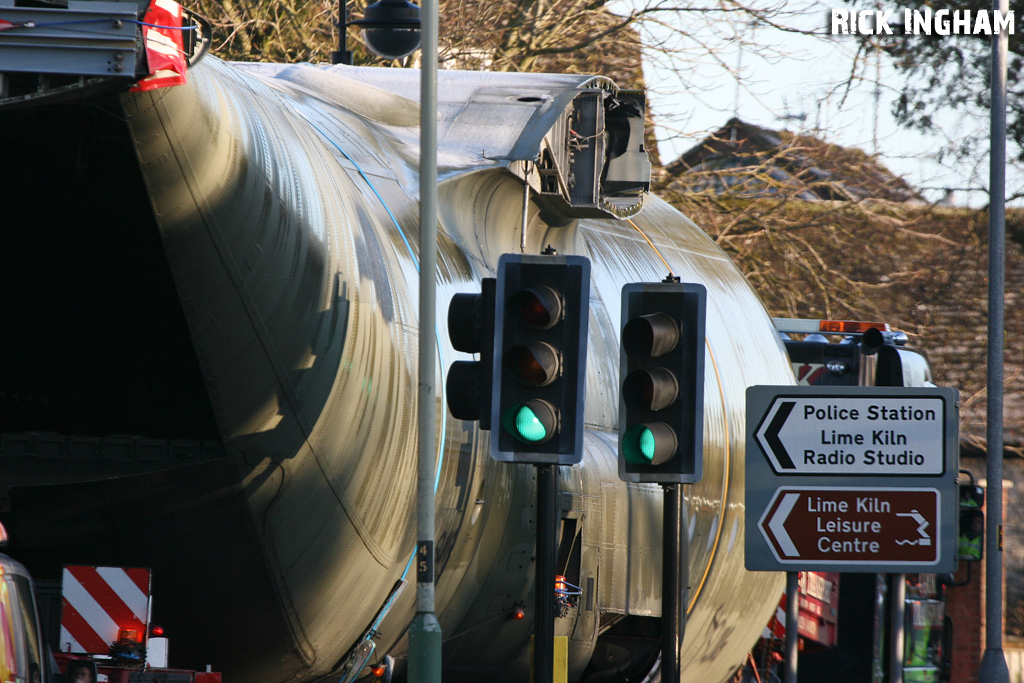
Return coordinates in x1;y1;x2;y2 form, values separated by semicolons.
733;39;742;117
777;97;807;126
872;48;881;154
733;20;759;117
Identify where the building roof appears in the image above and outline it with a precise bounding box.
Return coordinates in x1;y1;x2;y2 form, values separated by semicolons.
662;117;920;203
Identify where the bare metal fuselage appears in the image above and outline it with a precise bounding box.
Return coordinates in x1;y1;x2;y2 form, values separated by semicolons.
0;58;790;682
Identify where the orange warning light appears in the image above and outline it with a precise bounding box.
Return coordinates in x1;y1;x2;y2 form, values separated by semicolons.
818;320;890;334
118;628;143;643
371;663;387;677
512;606;526;620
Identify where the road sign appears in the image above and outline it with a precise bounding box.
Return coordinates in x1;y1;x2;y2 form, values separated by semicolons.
745;385;958;573
758;487;940;567
753;392;954;476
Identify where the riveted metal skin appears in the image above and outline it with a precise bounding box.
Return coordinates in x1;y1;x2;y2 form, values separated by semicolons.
0;58;794;683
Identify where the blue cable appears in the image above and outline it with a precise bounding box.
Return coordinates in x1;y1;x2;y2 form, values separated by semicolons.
296;107;451;590
134;20;196;30
0;18;195;30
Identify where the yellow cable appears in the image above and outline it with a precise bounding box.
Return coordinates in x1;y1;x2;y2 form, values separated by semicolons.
688;337;730;614
627;218;674;276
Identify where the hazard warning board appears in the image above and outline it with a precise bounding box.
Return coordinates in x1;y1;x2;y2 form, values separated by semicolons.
59;566;151;655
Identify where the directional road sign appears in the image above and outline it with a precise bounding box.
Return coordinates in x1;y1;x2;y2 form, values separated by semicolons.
753;393;953;476
758;487;940;567
745;386;958;573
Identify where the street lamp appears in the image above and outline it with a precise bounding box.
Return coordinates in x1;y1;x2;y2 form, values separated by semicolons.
327;1;437;678
331;0;421;64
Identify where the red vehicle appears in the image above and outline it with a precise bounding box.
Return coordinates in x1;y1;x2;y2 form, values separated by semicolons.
1;523;220;683
737;319;947;683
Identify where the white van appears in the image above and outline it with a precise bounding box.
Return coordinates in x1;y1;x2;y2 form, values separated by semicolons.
0;530;47;683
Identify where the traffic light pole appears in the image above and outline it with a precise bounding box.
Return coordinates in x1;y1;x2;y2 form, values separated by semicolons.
534;463;558;683
448;255;589;679
662;483;686;683
617;282;705;682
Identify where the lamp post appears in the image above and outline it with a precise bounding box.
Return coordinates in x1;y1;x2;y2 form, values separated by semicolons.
330;0;351;65
331;0;421;65
331;4;441;681
410;0;442;680
979;0;1010;679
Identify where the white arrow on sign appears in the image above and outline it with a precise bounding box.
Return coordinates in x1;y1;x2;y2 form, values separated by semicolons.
767;492;800;557
753;395;946;475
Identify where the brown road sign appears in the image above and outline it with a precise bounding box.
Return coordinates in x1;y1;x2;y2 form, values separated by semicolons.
758;487;940;566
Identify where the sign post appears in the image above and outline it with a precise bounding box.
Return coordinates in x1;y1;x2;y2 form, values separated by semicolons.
745;385;959;682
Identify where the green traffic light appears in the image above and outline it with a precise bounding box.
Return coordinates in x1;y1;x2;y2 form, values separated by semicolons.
623;422;677;466
514;405;547;441
501;399;558;444
639;427;656;459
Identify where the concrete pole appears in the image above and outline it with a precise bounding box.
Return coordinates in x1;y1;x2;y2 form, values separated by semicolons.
408;0;442;678
979;0;1009;680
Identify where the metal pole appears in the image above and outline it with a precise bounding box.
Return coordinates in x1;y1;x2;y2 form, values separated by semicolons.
330;0;353;65
662;484;683;683
520;167;529;254
408;0;441;678
887;574;905;683
534;464;557;683
784;571;798;683
979;0;1009;678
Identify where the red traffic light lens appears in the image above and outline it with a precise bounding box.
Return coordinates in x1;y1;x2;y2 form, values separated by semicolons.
510;286;563;330
623;312;679;357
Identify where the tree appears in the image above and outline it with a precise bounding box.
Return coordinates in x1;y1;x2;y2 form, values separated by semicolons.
189;0;814;109
856;0;1024;200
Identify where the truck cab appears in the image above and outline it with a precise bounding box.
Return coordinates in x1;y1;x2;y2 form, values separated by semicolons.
774;318;934;389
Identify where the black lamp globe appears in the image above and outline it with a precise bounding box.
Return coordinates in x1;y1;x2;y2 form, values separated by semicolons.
352;0;421;60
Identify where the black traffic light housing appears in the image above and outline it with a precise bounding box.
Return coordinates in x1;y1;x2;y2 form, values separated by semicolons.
446;278;496;429
957;482;984;562
490;253;590;464
618;282;706;484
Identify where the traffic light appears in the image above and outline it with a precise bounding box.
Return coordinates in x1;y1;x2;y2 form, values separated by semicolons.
618;282;706;484
957;483;984;562
490;253;591;464
446;278;496;429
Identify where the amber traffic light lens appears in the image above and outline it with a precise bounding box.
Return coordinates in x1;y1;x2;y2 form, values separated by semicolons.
507;342;562;387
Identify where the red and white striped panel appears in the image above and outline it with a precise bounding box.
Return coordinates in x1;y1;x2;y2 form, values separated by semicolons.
59;566;150;655
762;598;787;639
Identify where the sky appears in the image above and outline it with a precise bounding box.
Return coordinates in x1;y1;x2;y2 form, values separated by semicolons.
638;2;1017;207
